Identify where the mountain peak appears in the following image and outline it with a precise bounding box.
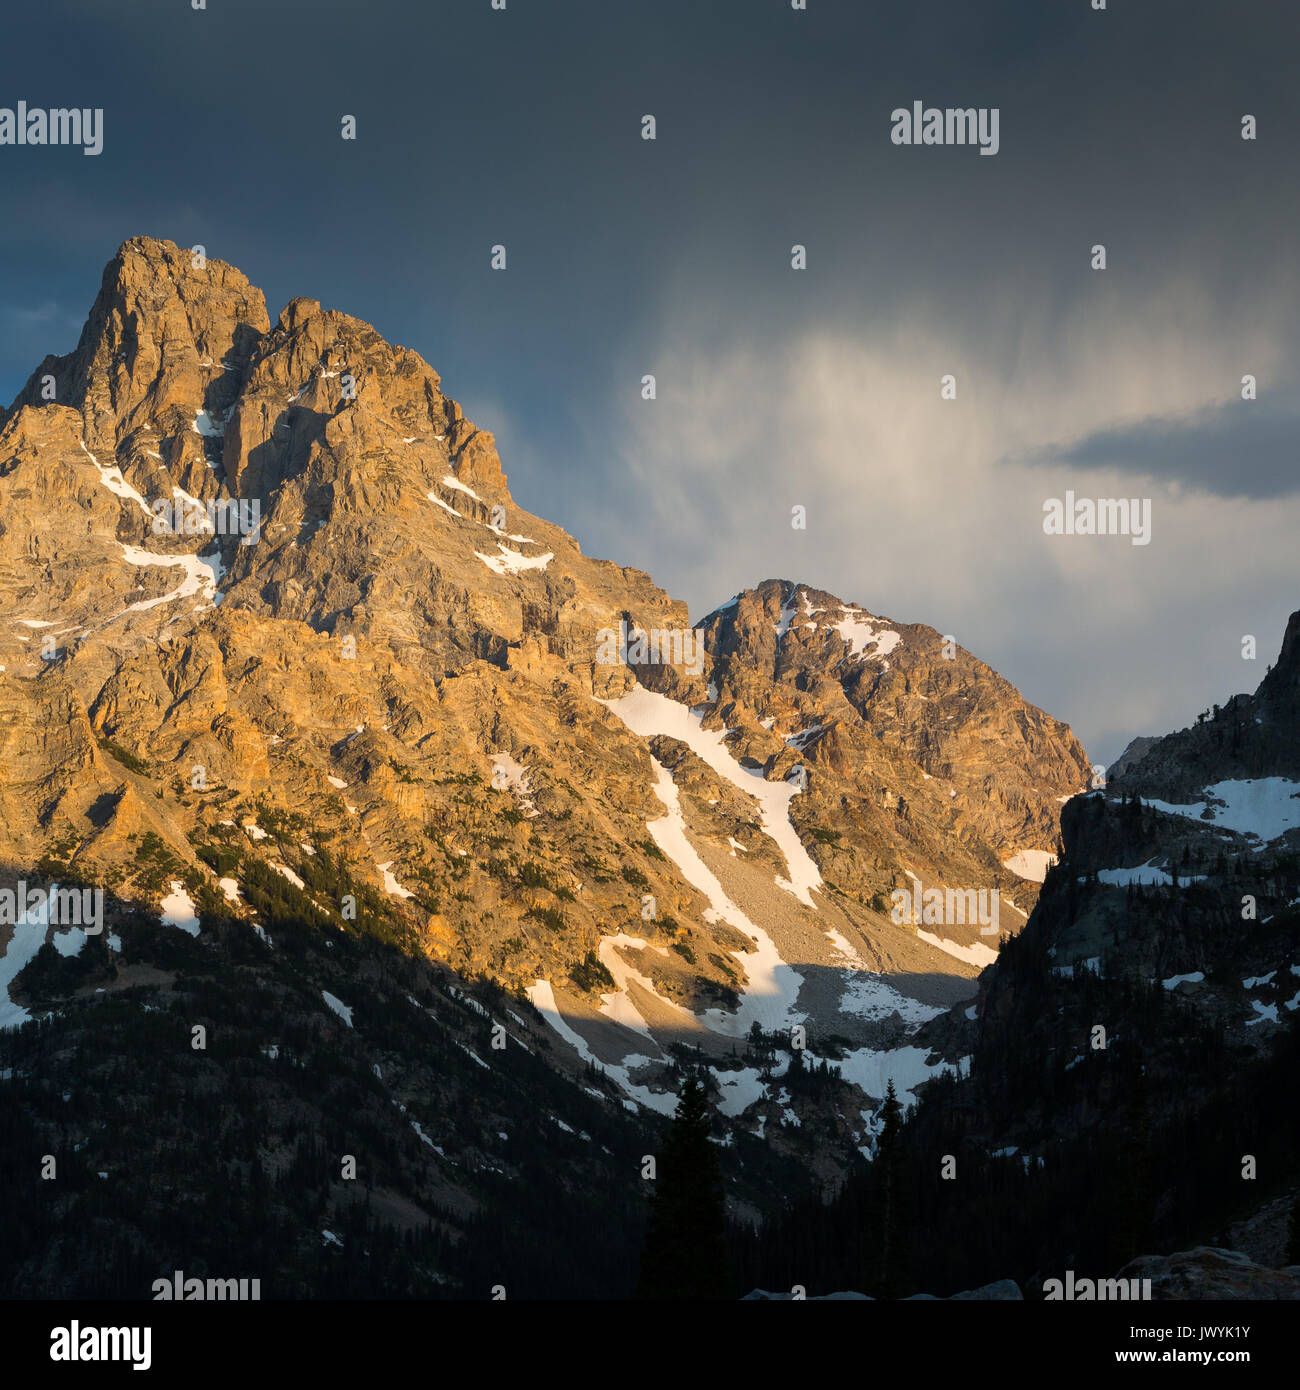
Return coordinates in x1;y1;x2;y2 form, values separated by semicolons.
2;236;515;502
698;577;1091;927
276;294;323;334
1260;608;1300;701
6;235;267;443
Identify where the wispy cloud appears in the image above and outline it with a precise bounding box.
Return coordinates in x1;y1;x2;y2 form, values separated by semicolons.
574;262;1299;765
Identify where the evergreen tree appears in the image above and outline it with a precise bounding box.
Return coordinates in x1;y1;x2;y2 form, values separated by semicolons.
874;1079;910;1297
1111;1060;1155;1266
636;1072;730;1299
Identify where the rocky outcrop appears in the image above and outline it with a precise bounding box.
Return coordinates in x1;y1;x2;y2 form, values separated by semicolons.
1110;735;1158;780
885;609;1300;1286
1117;1247;1300;1300
694;579;1091;943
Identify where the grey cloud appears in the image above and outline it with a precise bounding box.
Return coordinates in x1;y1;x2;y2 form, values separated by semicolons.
1017;395;1300;500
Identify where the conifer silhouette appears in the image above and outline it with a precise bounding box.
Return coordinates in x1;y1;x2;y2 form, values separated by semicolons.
636;1072;729;1299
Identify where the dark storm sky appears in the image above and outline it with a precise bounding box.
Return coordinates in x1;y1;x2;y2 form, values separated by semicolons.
1;0;1297;762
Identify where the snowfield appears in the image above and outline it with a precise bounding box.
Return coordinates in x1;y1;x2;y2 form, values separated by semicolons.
475;543;553;576
525;684;964;1121
1096;861;1202;888
594;934;691;1042
826;927;945;1023
917;929;999;969
0;886;80;1029
638;754;805;1036
524;980;678;1116
832;607;901;661
159;882;200;936
831;1044;968;1110
1142;779;1300;844
120;543;224;612
1002;850;1058;883
601;684;822;907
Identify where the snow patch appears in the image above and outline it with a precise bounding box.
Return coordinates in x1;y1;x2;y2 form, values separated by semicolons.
525;980;679;1116
1002;850;1057;883
831;1044;967;1109
441;474;481;501
119;544;223;611
0;887;70;1029
476;543;553;576
1142;779;1300;844
1162;971;1205;990
376;862;414;899
826;928;944;1023
80;440;152;516
321;990;353;1027
917;930;998;969
631;754;804;1036
594;934;693;1043
1096;861;1200;888
159;882;200;936
832;608;901;661
601;684;822;908
270;862;305;890
490;753;538;817
192;408;225;439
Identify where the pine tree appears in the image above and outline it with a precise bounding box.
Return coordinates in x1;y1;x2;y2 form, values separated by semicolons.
874;1079;910;1297
635;1072;730;1299
1111;1060;1155;1266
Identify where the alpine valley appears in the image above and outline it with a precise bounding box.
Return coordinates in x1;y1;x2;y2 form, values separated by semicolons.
0;240;1295;1299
